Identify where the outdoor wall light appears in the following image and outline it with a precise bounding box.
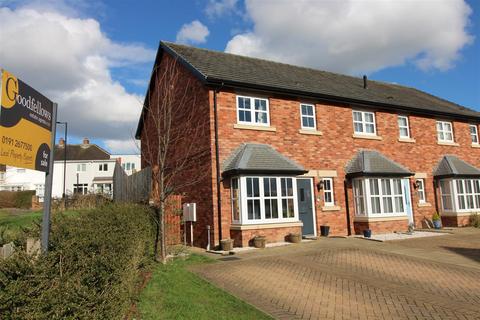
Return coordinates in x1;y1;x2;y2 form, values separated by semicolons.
316;180;324;191
413;180;420;189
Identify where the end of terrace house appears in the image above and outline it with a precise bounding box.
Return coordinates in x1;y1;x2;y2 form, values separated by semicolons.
136;41;480;248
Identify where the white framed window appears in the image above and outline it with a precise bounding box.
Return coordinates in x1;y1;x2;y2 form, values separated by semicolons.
99;163;108;171
436;121;454;142
233;176;298;224
77;164;86;172
439;179;480;212
231;178;240;222
323;178;334;206
237;96;270;126
470;125;479;144
416;179;426;203
353;110;376;135
73;183;88;195
439;180;453;211
300;103;316;130
352;178;408;217
398;115;410;138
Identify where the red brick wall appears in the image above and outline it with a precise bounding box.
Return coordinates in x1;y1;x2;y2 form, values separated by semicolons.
354;219;409;235
140;53;214;248
231;226;302;247
213;89;480;237
441;215;470;227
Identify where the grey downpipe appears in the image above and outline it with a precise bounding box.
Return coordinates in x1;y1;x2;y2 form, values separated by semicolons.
344;180;352;236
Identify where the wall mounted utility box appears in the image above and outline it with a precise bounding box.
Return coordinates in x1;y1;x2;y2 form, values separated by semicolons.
183;203;197;222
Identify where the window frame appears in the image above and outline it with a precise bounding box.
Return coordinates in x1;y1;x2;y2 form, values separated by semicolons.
436;121;454;143
234;175;299;224
416;179;426;204
470;125;479;144
439;178;480;213
352;177;408;217
77;163;86;172
322;178;335;206
236;95;270;127
398;115;411;139
352;110;377;136
299;103;317;130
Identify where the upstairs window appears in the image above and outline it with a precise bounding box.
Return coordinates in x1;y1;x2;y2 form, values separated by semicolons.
99;163;108;171
77;164;86;172
353;110;376;135
470;125;479;144
436;121;454;142
300;104;316;129
237;96;270;126
398;116;410;139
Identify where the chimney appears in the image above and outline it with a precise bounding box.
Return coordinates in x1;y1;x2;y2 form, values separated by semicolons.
82;138;90;145
363;75;368;89
59;137;65;147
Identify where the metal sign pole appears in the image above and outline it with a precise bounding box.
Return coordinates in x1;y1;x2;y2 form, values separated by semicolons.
41;103;58;253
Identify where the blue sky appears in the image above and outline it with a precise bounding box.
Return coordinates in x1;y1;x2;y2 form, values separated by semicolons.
0;0;479;153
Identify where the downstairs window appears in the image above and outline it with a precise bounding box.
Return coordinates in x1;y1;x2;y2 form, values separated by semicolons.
230;176;298;224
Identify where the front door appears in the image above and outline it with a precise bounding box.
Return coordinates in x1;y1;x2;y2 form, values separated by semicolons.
297;178;315;236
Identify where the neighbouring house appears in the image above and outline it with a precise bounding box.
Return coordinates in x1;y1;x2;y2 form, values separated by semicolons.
136;41;480;248
0;138;141;200
111;154;141;175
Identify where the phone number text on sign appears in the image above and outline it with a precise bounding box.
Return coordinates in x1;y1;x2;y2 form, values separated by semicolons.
2;135;33;151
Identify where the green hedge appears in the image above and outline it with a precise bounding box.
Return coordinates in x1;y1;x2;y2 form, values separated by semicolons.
0;204;152;319
0;191;36;209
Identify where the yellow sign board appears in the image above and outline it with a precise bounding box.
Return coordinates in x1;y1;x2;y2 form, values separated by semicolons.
0;69;55;172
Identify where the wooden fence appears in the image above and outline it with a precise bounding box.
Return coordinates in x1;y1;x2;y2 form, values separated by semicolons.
112;163;183;245
113;163;152;203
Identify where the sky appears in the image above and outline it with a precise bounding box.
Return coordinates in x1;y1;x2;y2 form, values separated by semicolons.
0;0;479;154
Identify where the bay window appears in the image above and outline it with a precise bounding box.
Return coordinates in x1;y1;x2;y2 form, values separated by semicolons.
230;176;298;224
439;179;480;212
352;178;409;217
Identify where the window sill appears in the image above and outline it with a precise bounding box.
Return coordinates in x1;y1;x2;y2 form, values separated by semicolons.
354;215;408;222
440;211;478;217
352;134;383;141
472;143;480;148
230;221;303;230
417;202;432;207
322;205;340;211
299;129;323;136
398;137;416;143
233;124;277;132
437;141;459;147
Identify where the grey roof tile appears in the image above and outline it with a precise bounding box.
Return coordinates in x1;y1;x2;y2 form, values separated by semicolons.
433;155;480;178
222;143;306;176
162;42;480;120
346;150;413;177
54;144;110;161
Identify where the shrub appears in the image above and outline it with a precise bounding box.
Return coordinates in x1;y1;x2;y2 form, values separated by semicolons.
432;212;441;221
470;213;480;228
0;203;153;319
0;191;35;209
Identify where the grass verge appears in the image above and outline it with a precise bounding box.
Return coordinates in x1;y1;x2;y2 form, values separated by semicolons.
138;254;272;320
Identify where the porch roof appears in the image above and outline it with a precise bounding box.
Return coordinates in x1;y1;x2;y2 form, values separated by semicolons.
433;155;480;178
222;143;307;177
345;150;413;178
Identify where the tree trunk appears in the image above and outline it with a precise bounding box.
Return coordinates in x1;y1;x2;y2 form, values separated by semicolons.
160;199;167;264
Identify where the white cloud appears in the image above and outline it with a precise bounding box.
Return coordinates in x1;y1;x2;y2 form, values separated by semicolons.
176;20;210;44
104;138;140;154
225;0;474;74
205;0;238;19
0;5;155;153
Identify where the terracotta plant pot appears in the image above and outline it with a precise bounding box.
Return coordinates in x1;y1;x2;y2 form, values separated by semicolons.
289;233;301;243
253;236;266;248
220;239;234;251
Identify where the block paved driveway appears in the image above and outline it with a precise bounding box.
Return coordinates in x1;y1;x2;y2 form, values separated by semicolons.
193;228;480;320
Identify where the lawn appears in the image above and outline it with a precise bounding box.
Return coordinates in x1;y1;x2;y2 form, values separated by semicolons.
138;254;272;320
0;209;42;229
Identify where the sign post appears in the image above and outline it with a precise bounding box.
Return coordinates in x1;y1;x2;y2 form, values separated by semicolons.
0;69;57;252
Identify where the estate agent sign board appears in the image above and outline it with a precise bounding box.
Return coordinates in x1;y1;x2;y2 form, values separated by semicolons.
0;68;58;253
0;69;54;172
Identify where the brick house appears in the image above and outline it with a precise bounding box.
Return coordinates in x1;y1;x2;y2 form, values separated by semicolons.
136;41;480;248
